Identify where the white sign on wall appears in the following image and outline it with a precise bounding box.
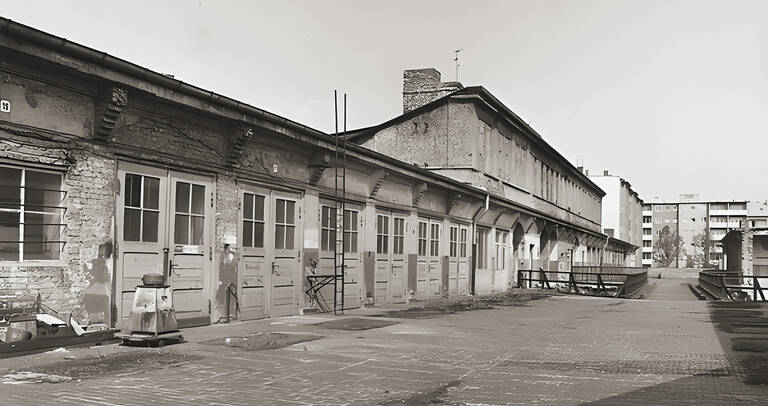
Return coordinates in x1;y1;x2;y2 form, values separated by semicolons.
0;100;10;113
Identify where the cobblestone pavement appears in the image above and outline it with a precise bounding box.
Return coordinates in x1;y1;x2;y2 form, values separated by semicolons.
1;286;767;405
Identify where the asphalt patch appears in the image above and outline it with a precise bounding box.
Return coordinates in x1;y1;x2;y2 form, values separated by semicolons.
378;380;461;405
204;332;322;351
316;318;399;331
5;349;199;381
375;291;551;319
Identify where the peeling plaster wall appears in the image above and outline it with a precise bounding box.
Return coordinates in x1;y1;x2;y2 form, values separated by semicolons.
114;102;229;166
0;71;94;138
213;174;238;322
0;138;115;325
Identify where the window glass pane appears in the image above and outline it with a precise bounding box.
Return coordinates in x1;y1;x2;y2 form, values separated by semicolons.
243;220;253;247
23;213;59;260
322;207;330;228
243;194;254;220
286;201;295;224
381;216;387;234
125;174;142;207
0;208;19;234
275;225;285;249
124;208;141;241
254;222;264;248
143;177;160;210
175;182;190;213
0;241;19;261
191;184;205;215
174;214;189;244
321;229;329;251
254;195;265;221
191;216;204;245
276;200;285;223
285;226;295;249
142;211;158;242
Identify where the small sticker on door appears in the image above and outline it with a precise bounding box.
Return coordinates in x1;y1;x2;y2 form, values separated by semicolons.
182;245;200;254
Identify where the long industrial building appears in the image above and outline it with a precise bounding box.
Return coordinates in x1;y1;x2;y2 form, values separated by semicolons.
0;19;636;330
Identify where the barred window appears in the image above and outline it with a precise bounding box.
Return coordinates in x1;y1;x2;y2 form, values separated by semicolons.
0;165;64;261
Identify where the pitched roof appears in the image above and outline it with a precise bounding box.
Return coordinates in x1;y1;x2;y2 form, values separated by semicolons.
344;85;605;197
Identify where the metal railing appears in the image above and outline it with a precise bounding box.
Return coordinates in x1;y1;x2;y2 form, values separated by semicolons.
698;271;768;301
517;269;648;299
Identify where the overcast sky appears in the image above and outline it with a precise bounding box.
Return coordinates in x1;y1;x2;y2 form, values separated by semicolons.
2;1;766;202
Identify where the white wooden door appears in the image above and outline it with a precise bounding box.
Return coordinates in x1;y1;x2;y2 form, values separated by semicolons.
416;218;429;299
374;212;391;303
458;225;470;295
448;224;460;297
167;173;213;327
270;193;300;317
427;220;442;298
116;164;213;329
239;186;269;320
116;163;168;330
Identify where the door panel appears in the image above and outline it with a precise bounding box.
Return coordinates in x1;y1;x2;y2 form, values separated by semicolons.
458;225;470;296
239;187;269;320
168;173;212;327
116;163;168;330
374;212;391;304
270;194;300;317
427;221;442;298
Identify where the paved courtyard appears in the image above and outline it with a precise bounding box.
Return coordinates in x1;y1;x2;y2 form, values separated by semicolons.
1;274;767;405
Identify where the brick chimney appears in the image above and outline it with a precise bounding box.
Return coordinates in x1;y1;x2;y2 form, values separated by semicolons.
402;68;463;113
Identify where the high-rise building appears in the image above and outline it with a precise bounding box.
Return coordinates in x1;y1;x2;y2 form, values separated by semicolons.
641;197;750;268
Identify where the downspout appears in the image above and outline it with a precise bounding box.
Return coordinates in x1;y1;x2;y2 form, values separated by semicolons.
471;193;490;295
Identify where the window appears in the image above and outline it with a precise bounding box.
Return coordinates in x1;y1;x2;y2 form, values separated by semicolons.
123;173;159;243
343;209;358;253
242;192;265;248
495;230;508;270
643;252;652;260
643;216;651;223
449;226;458;257
174;182;206;245
643;240;652;247
430;223;440;256
376;214;389;254
320;206;336;251
418;221;428;256
393;217;405;255
274;199;295;250
459;228;467;257
0;166;64;261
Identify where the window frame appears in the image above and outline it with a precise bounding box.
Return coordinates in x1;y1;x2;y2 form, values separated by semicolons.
0;164;65;263
376;213;390;255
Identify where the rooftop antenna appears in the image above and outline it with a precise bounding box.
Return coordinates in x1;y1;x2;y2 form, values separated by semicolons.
454;49;463;81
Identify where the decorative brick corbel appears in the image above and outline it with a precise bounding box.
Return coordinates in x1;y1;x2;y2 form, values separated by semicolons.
308;151;332;185
368;169;390;199
227;127;253;167
94;86;127;142
446;192;462;215
412;182;428;207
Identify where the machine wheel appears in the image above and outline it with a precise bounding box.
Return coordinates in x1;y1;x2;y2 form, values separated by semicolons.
157;339;166;347
177;335;185;343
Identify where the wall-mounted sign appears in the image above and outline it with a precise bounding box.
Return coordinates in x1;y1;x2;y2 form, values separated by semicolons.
0;100;10;113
